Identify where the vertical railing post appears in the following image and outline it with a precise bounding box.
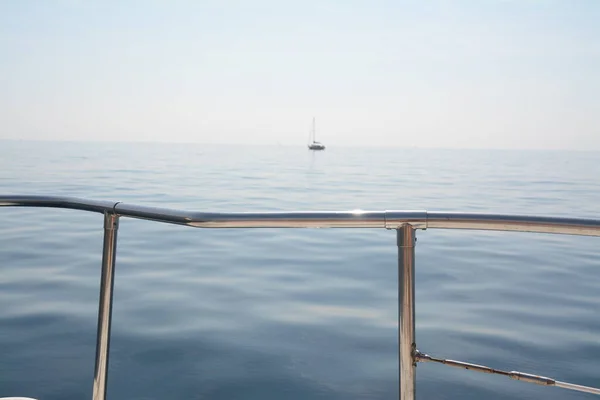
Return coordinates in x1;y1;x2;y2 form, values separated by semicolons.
398;224;416;400
92;212;119;400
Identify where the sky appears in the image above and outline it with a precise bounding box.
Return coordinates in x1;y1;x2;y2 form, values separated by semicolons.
1;0;599;149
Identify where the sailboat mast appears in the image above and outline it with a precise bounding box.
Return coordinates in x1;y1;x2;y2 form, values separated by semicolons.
312;117;316;142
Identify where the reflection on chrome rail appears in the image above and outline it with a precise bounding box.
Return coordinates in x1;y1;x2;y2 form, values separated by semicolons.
1;195;600;400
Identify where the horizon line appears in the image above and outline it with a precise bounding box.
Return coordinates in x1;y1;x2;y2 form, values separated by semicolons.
1;138;598;153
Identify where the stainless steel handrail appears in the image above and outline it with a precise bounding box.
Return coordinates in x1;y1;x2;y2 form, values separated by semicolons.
1;195;600;400
3;195;600;235
0;196;119;214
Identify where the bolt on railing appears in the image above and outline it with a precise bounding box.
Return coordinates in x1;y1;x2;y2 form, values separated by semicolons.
2;195;600;400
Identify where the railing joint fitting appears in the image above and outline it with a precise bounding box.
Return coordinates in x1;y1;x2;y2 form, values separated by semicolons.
111;201;121;215
103;209;120;231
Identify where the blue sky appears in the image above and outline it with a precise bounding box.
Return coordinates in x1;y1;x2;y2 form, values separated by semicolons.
1;0;598;149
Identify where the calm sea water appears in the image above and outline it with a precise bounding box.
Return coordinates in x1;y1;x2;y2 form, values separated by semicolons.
0;140;599;400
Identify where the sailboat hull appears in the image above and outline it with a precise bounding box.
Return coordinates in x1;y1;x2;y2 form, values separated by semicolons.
307;117;325;150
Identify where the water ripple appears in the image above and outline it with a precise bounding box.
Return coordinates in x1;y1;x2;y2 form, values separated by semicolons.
1;142;599;400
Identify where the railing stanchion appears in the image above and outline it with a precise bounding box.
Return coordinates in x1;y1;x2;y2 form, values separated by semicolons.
92;212;119;400
398;224;416;400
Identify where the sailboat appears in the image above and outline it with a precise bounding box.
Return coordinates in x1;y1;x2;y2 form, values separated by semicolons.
307;117;326;150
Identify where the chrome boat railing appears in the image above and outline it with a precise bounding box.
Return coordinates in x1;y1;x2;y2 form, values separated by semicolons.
1;195;600;400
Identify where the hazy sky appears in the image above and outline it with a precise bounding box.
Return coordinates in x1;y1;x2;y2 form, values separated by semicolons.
1;1;599;149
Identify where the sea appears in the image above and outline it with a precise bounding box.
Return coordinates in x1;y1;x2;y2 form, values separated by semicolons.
0;140;599;400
